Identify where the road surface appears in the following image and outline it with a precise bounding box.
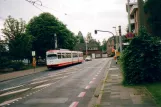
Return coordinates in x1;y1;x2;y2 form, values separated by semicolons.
0;58;112;107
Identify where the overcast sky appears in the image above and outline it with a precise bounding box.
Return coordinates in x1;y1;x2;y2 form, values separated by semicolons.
0;0;129;42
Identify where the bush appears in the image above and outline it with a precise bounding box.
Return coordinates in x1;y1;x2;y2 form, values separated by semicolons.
0;57;11;69
120;28;161;85
10;61;25;71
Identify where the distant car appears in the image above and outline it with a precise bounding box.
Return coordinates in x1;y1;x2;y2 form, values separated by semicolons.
85;56;92;61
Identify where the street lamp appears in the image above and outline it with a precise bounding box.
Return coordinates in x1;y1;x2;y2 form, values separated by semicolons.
113;27;118;50
118;26;122;53
85;38;88;56
127;0;131;32
54;33;57;49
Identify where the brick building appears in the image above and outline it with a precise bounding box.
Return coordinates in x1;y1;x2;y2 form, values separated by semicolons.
74;40;103;58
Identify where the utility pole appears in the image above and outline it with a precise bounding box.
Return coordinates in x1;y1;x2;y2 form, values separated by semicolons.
138;0;145;28
127;0;132;32
118;26;122;53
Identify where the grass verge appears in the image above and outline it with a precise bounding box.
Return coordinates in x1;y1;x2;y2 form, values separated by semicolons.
146;83;161;107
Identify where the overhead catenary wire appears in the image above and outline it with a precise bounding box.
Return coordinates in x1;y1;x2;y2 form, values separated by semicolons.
25;0;67;15
25;0;43;12
33;3;43;12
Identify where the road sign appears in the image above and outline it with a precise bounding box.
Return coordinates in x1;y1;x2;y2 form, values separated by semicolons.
126;32;134;39
32;51;35;56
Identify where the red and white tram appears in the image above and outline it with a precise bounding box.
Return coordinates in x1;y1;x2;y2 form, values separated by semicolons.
46;49;83;68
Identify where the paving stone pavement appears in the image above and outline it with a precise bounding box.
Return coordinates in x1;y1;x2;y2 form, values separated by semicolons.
100;61;157;107
0;67;47;82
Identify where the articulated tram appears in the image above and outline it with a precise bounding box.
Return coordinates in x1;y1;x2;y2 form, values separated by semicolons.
46;49;83;68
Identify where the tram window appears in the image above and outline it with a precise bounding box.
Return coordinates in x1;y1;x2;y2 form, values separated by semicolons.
62;53;67;58
73;53;76;57
58;53;61;59
47;54;57;59
67;53;71;58
62;53;65;58
64;53;67;58
63;53;65;58
69;53;71;58
75;53;78;57
58;55;61;59
66;53;69;58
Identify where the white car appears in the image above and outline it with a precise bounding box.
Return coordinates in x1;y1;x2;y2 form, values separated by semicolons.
85;56;92;61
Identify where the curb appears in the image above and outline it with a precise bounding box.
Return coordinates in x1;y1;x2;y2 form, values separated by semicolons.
87;59;112;107
95;59;112;106
0;68;48;83
96;67;109;105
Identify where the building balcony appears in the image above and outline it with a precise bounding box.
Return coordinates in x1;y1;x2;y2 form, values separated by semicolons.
126;2;137;12
130;4;138;15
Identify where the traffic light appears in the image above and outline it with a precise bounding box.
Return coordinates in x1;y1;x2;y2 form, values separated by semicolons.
94;30;97;34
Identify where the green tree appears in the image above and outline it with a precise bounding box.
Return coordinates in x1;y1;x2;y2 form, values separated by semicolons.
1;16;32;60
9;33;33;60
26;12;76;58
102;39;107;52
2;16;26;41
76;31;85;43
144;0;161;38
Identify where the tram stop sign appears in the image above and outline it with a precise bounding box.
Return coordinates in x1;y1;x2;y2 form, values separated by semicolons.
32;51;35;56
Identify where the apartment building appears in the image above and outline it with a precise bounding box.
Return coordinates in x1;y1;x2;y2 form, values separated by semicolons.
126;1;139;35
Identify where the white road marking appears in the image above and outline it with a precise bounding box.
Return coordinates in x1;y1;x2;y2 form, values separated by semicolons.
109;68;119;70
0;97;22;106
33;72;73;81
0;88;29;97
33;84;51;89
30;80;48;85
2;85;24;91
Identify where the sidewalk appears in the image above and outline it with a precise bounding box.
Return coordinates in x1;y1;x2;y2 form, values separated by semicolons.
0;67;47;82
100;60;156;107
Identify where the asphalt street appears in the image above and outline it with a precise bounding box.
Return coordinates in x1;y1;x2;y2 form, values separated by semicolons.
0;58;112;107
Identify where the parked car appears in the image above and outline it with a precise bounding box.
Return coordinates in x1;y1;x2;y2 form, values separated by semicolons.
85;56;92;61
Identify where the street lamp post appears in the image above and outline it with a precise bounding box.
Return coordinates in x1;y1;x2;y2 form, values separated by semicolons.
127;0;132;32
85;39;88;56
54;33;57;49
118;26;123;53
113;27;118;50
